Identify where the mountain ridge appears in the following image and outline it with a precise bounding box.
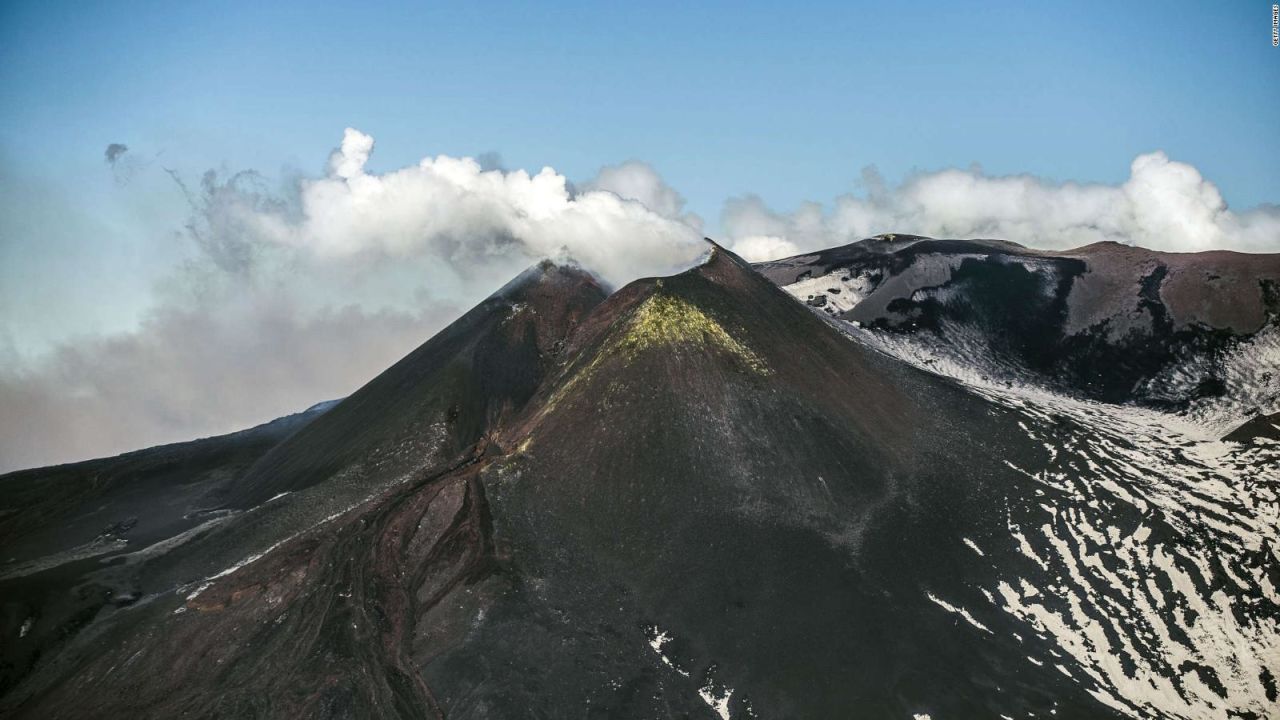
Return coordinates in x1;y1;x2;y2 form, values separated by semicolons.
1;239;1276;720
755;234;1280;426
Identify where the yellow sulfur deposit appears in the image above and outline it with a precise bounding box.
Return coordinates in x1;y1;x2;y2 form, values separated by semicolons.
613;294;770;375
541;291;771;414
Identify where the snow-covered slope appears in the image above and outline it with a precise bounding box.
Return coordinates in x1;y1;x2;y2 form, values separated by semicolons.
762;236;1280;719
760;234;1280;436
814;312;1280;719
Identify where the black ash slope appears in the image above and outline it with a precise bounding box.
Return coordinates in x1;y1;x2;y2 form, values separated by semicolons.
0;262;605;717
0;400;333;697
224;260;607;508
424;245;1122;719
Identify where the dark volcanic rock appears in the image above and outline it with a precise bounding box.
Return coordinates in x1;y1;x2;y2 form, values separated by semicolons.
225;260;607;508
1224;411;1280;443
2;244;1274;719
0;400;333;700
755;235;1280;410
415;246;1115;718
0;262;607;718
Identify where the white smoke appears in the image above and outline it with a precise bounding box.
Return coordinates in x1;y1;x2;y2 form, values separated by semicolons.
0;129;704;472
725;151;1280;261
731;235;802;263
2;132;1276;472
220;128;703;285
580;159;703;230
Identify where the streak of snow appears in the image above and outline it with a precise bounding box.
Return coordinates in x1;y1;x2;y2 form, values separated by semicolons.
178;498;365;606
927;592;993;634
819;312;1280;720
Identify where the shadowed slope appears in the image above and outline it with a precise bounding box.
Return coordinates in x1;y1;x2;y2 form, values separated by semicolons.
0;401;333;570
0;401;333;696
0;262;606;717
1225;411;1280;443
224;261;607;507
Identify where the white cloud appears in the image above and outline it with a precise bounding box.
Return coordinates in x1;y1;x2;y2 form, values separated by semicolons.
581;160;703;230
0;129;705;472
250;131;705;286
731;235;802;262
327;127;375;180
2;134;1276;472
0;294;456;474
724;151;1280;258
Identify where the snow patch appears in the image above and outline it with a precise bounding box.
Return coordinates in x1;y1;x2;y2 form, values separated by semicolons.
699;682;733;720
782;270;878;314
926;593;993;634
962;537;986;556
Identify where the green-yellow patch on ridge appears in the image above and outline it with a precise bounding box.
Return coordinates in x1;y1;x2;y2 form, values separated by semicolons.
614;294;770;374
539;291;770;417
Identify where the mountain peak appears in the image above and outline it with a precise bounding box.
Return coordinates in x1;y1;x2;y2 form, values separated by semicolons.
6;236;1277;720
493;257;605;300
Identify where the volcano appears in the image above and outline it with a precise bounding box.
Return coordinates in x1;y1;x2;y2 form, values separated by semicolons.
2;240;1277;720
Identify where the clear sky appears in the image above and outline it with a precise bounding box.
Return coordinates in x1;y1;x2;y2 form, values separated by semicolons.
0;0;1278;469
4;0;1276;207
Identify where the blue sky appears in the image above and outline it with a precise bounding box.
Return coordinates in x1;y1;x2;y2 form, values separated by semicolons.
1;0;1277;348
0;1;1278;469
4;0;1276;208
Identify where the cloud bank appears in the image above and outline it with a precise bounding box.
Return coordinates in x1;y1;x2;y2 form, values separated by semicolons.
1;132;1276;471
724;152;1280;261
0;129;703;472
177;128;705;285
580;159;703;230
